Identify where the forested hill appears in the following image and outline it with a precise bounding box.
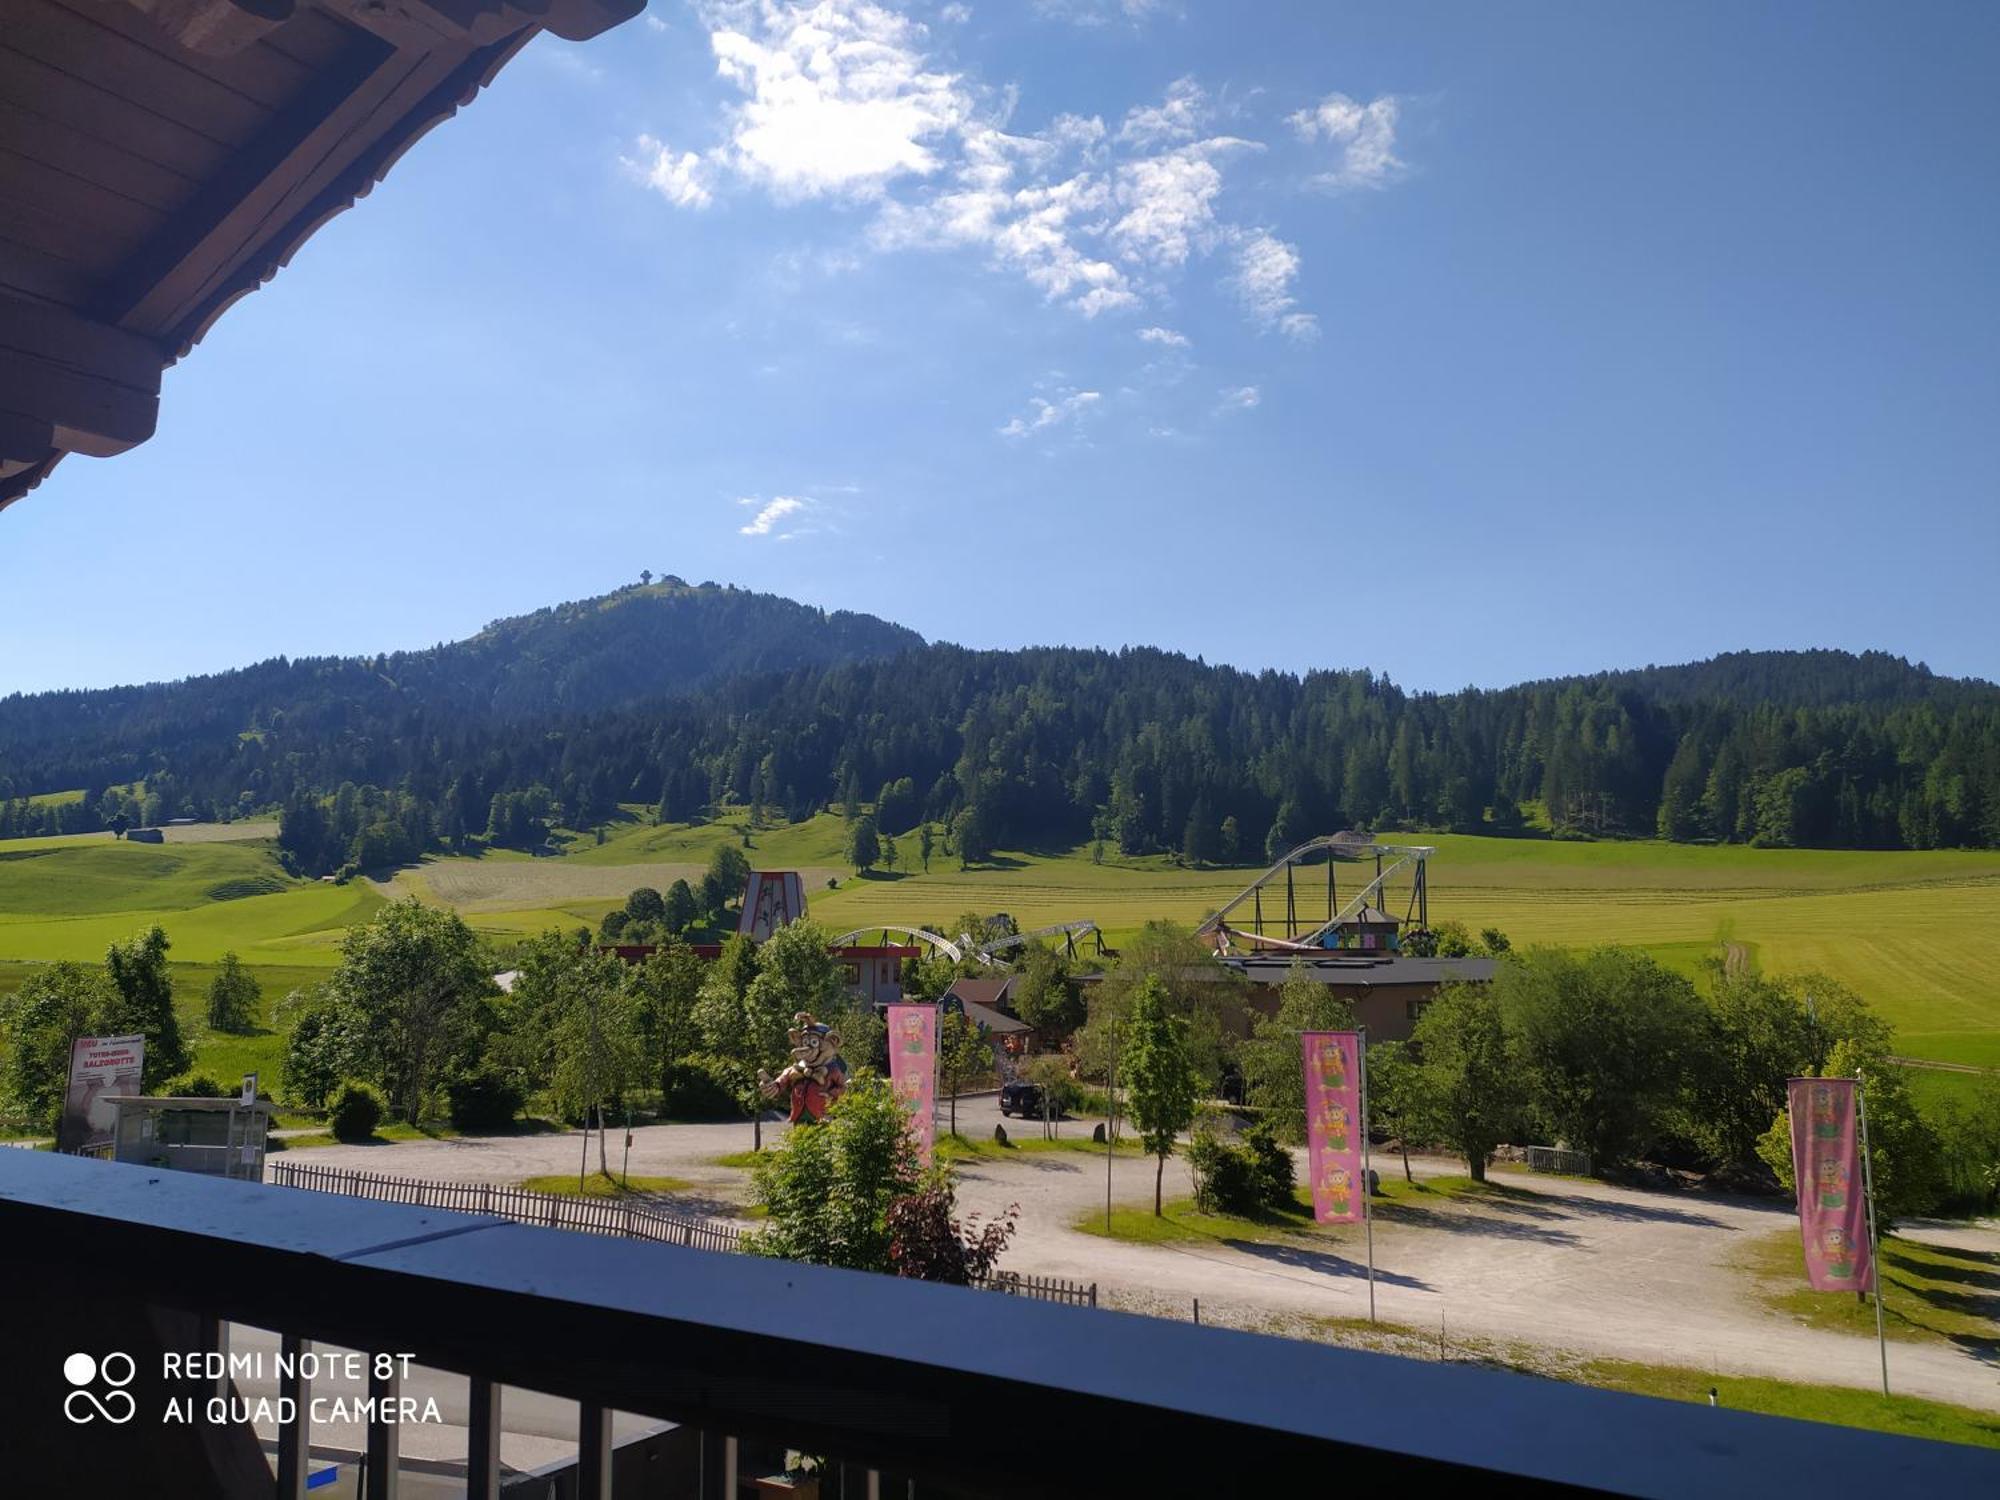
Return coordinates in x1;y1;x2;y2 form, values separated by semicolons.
2;591;1996;862
0;581;921;804
1573;650;1989;709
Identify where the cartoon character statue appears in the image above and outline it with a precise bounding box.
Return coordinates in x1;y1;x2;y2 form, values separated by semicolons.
1820;1225;1857;1280
1814;1154;1849;1209
1810;1082;1843;1140
758;1013;850;1124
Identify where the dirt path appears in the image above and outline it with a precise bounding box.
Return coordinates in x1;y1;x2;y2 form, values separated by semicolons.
289;1101;2000;1413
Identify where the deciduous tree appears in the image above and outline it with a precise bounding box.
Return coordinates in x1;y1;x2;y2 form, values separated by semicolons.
205;951;262;1033
1124;979;1199;1215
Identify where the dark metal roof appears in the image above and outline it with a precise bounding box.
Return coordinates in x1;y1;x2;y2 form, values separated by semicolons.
958;998;1033;1035
1220;955;1499;988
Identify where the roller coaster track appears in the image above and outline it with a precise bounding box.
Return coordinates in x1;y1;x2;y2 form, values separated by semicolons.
829;925;965;963
1197;835;1435;956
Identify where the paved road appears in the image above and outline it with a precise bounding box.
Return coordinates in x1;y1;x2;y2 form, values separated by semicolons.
290;1096;2000;1413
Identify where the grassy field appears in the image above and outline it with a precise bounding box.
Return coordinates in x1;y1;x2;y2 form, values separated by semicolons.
1295;1314;2000;1449
1739;1230;1999;1359
519;1171;697;1197
4;807;1998;1066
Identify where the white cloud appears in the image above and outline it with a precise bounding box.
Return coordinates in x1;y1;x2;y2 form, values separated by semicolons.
1289;91;1403;190
626;135;715;208
1229;228;1317;341
1033;0;1166;25
871;123;1140;316
645;12;669;31
939;2;971;20
738;495;812;536
1116;76;1206;148
706;0;972;200
998;387;1101;437
1216;384;1259;411
1137;326;1188;347
626;11;1327;337
1109;136;1253;266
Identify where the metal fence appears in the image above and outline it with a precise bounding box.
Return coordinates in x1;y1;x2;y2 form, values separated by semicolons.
267;1159;745;1255
266;1158;1098;1307
1523;1145;1593;1177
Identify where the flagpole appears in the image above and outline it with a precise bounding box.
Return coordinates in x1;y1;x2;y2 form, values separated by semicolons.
1359;1027;1375;1323
1854;1071;1889;1397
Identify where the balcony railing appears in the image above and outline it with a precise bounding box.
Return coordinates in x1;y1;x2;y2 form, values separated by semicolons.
0;1149;1993;1497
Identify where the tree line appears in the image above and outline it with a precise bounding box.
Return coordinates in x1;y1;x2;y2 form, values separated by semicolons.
3;590;1997;864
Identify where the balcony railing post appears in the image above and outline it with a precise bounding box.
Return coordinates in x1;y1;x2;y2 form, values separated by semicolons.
578;1402;613;1500
275;1333;311;1500
467;1377;501;1500
697;1429;729;1500
363;1356;400;1499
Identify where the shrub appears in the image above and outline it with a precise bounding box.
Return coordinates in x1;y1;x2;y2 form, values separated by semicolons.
1190;1119;1296;1215
328;1081;384;1141
447;1070;523;1132
1244;1120;1296;1207
661;1053;752;1120
887;1182;1018;1285
172;1074;226;1098
1188;1120;1255;1215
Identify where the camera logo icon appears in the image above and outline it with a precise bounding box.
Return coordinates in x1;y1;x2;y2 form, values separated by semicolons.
63;1352;136;1424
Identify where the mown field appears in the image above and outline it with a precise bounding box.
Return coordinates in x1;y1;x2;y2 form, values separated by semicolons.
2;812;1998;1068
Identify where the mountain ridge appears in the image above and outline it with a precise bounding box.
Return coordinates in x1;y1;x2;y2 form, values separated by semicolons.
3;582;1996;857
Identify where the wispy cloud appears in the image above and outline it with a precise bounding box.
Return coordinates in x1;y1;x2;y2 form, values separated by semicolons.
628;3;1337;337
999;386;1102;437
1216;384;1260;412
1289;91;1404;191
706;0;971;200
1033;0;1169;26
737;495;813;537
626;136;714;208
1116;75;1206;148
1137;326;1189;347
1229;229;1317;342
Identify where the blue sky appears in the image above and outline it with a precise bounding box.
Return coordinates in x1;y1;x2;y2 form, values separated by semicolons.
6;0;1997;695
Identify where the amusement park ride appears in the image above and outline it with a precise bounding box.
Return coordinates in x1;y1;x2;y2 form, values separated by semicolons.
622;832;1437;996
1195;833;1435;957
828;918;1106;968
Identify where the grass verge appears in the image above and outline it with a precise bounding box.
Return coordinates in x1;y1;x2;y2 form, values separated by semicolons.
1287;1315;2000;1450
1740;1229;2000;1359
519;1171;696;1198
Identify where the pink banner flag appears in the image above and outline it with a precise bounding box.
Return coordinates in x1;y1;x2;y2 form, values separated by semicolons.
1302;1031;1364;1224
1787;1077;1874;1292
888;1004;938;1166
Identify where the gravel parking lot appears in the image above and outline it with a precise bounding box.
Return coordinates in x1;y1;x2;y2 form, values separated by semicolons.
291;1094;2000;1412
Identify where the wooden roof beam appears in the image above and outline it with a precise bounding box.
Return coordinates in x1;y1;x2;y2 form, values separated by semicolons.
0;291;162;459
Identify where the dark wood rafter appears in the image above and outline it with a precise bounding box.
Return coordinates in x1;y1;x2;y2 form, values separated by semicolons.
0;0;642;513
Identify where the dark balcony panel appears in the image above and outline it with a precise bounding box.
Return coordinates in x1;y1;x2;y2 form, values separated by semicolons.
0;1151;1993;1498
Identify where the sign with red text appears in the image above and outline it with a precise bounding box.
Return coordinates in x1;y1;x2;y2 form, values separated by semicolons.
888;1004;938;1165
58;1034;144;1154
1302;1031;1363;1224
1787;1077;1873;1292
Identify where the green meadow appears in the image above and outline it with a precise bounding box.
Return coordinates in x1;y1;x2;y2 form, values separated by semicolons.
3;812;1998;1069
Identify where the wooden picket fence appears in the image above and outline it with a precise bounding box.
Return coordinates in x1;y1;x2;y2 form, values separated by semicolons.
981;1270;1098;1309
267;1158;1098;1308
266;1159;744;1255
